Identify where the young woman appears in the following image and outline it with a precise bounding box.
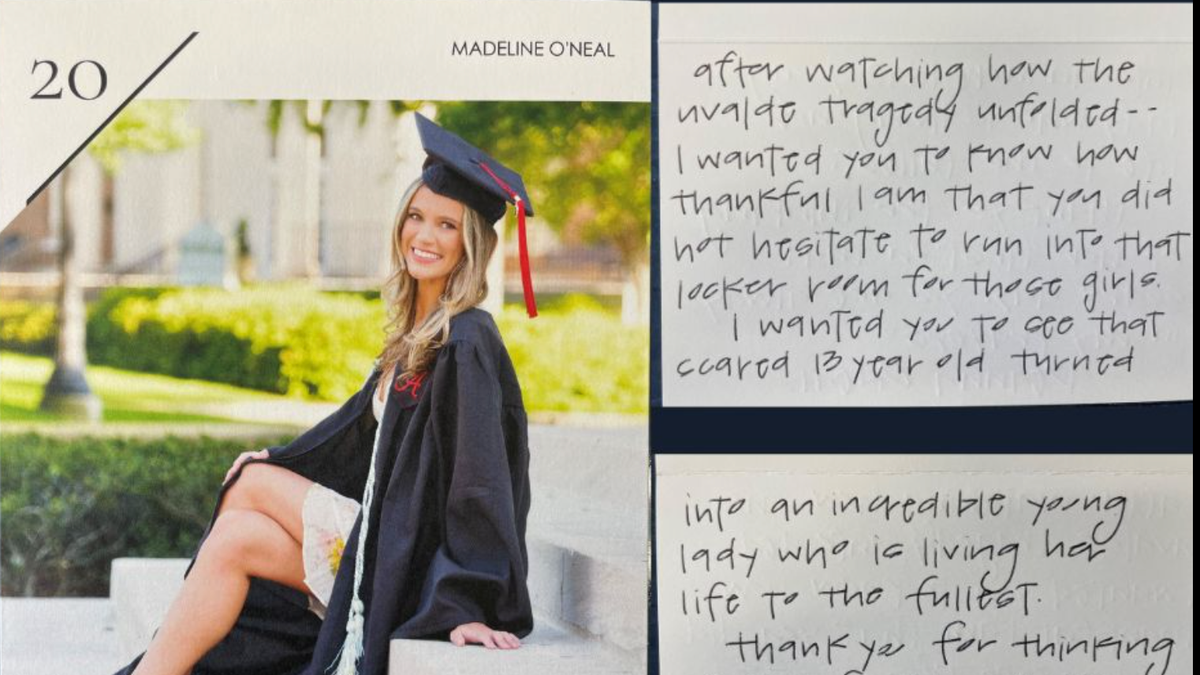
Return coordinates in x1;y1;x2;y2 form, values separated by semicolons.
115;113;537;675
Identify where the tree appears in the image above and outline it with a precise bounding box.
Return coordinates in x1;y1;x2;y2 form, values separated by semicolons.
434;102;651;322
39;101;198;420
87;100;199;173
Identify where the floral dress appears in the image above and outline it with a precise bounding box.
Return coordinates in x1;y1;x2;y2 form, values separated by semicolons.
300;379;386;618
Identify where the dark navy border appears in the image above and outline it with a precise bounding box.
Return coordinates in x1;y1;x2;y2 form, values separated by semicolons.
647;4;662;675
653;402;1193;453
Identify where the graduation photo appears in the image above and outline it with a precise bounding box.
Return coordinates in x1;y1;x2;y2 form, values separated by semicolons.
0;99;649;674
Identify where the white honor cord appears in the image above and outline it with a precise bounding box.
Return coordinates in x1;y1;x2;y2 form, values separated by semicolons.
329;381;390;675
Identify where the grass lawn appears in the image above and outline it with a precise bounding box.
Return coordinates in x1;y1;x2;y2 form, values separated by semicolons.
0;351;301;424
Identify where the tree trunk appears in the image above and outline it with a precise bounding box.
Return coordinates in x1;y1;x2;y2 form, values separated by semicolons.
621;257;651;326
40;166;102;421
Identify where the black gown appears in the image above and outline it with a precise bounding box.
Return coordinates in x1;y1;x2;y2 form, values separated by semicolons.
112;308;533;675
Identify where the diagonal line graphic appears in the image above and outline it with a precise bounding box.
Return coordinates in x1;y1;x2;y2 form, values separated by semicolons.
26;31;199;205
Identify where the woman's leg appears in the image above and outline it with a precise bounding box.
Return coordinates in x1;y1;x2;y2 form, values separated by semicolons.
132;464;317;675
218;462;314;542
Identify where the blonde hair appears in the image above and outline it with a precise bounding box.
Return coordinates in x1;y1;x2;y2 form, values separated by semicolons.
378;178;498;381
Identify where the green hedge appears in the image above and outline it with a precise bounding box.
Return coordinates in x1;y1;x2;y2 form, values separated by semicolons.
498;295;647;414
87;286;384;401
0;300;57;356
0;432;290;597
0;288;647;413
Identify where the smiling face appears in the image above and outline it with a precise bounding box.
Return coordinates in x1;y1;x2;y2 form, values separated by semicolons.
398;185;467;289
380;178;498;378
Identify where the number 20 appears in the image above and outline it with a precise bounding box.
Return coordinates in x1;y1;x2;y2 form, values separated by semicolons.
31;59;107;100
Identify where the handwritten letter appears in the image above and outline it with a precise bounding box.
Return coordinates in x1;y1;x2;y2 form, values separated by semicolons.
656;454;1193;674
660;5;1193;406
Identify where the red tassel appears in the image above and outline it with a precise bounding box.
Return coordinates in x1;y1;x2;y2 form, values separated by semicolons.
478;162;537;318
515;198;537;318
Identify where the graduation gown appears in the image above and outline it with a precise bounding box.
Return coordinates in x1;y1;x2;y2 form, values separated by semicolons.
112;308;533;675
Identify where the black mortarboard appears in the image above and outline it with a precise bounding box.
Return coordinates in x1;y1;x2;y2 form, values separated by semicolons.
414;112;538;317
416;112;535;222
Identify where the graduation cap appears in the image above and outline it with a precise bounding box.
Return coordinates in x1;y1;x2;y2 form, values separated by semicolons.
415;112;538;318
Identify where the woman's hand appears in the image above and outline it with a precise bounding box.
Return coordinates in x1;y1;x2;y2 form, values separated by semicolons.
224;448;269;484
449;622;521;650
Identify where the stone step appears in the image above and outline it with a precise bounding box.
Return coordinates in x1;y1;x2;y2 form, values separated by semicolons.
390;620;641;675
523;423;647;654
109;557;191;663
0;599;641;675
0;598;124;675
109;551;645;671
526;531;645;654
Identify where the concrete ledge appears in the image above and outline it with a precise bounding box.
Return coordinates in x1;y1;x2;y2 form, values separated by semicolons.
109;557;189;661
526;534;645;653
523;424;647;654
0;598;124;675
112;558;644;675
390;623;641;675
